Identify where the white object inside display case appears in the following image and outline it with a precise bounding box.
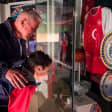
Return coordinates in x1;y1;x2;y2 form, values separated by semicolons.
75;95;100;112
74;81;91;96
36;33;59;42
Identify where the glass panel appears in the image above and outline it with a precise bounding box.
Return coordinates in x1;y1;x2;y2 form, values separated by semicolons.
30;0;75;111
0;0;97;111
26;0;112;112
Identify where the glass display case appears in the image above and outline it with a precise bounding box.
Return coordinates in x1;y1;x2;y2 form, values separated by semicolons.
29;0;75;112
28;0;95;112
31;0;104;112
1;0;112;111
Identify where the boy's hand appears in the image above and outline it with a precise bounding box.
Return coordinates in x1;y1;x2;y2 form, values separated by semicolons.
5;69;28;89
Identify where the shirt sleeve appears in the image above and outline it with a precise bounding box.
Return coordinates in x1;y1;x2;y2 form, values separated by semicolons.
0;62;8;78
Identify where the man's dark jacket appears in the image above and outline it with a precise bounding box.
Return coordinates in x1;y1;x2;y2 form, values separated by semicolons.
0;18;26;78
0;18;26;110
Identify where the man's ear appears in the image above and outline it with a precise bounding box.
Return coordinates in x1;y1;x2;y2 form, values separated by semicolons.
20;17;27;27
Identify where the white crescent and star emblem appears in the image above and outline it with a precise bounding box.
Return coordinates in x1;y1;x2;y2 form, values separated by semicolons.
92;29;97;40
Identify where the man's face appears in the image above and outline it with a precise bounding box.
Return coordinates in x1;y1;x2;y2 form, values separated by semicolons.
21;18;40;40
33;65;51;82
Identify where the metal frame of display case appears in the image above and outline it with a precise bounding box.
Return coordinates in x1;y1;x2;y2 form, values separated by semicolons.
35;0;83;112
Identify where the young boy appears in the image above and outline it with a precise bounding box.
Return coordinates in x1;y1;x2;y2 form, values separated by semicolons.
0;51;52;112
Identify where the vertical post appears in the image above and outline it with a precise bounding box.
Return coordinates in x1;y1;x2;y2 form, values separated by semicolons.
72;8;76;112
78;62;81;82
47;0;50;55
47;0;55;98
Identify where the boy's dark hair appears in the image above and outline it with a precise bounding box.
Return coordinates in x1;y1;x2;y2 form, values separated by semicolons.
25;51;52;74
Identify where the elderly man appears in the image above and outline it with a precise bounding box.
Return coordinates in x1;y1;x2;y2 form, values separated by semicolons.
0;8;41;111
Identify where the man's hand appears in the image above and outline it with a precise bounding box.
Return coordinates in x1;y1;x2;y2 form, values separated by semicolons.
5;69;28;89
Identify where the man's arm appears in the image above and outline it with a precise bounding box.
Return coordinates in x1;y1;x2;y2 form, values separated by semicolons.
0;61;28;89
0;23;28;89
5;69;28;89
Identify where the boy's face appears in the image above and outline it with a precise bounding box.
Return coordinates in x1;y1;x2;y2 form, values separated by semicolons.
33;65;51;82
